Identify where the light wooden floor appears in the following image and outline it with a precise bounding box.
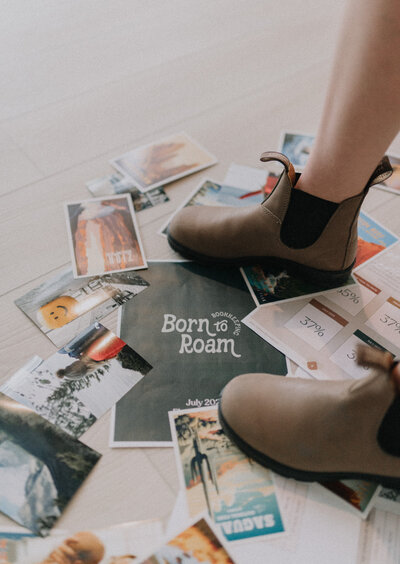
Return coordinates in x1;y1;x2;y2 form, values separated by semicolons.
1;0;400;546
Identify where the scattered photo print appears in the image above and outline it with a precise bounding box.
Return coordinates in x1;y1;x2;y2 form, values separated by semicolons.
140;517;236;564
2;323;152;438
278;131;315;169
356;210;398;268
64;194;147;278
318;480;380;519
0;392;100;536
159;179;268;237
0;539;17;563
15;268;150;348
375;486;400;515
86;172;169;212
0;526;34;563
169;407;285;543
111;132;217;192
223;163;279;198
0;526;34;542
241;264;353;306
12;519;163;563
375;154;400;194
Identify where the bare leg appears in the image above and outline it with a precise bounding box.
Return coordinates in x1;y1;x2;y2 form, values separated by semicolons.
296;0;400;202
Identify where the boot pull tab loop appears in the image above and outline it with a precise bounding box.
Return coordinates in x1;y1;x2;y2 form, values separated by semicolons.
357;345;400;391
260;151;296;186
367;156;393;188
357;345;394;372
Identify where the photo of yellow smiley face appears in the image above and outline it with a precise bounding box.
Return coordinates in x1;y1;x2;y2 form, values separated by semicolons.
37;295;79;329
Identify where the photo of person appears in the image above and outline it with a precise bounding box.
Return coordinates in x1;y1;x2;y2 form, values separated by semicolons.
65;195;147;278
10;519;164;563
1;323;152;438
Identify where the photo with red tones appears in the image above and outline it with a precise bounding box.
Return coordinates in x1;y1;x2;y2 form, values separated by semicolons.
1;323;152;438
65;195;147;278
140;517;236;564
111;132;217;192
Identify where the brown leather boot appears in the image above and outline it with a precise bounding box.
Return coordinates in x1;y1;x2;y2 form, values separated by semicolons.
218;347;400;487
168;152;392;287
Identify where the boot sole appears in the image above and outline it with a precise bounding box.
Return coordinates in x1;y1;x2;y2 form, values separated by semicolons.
168;233;354;289
218;401;400;489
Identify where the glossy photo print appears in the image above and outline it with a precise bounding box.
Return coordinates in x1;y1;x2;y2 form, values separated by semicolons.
111;262;287;446
0;392;100;536
278;131;315;169
64;194;147;278
241;210;398;306
86;171;169;212
11;519;163;563
111;132;217;192
169;407;285;544
223;163;279;197
15;268;150;347
2;323;152;438
242;246;400;381
375;154;400;194
140;516;236;564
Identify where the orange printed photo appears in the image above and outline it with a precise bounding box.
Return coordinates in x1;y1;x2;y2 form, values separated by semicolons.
141;517;235;564
111;132;217;192
64;195;147;278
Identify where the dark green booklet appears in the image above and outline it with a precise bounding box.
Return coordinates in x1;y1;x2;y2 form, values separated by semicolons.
111;262;287;445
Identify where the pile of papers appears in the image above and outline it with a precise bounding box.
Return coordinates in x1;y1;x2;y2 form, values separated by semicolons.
4;130;400;562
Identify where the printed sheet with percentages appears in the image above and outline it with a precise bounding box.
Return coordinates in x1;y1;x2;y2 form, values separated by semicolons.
243;240;400;380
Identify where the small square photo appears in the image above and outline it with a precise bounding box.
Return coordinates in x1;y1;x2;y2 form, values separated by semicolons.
64;194;147;277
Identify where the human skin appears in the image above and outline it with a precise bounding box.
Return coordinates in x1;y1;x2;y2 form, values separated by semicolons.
39;531;105;564
392;363;400;391
296;0;400;202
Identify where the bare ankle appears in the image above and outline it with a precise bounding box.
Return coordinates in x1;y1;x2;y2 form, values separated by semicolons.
295;169;364;203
